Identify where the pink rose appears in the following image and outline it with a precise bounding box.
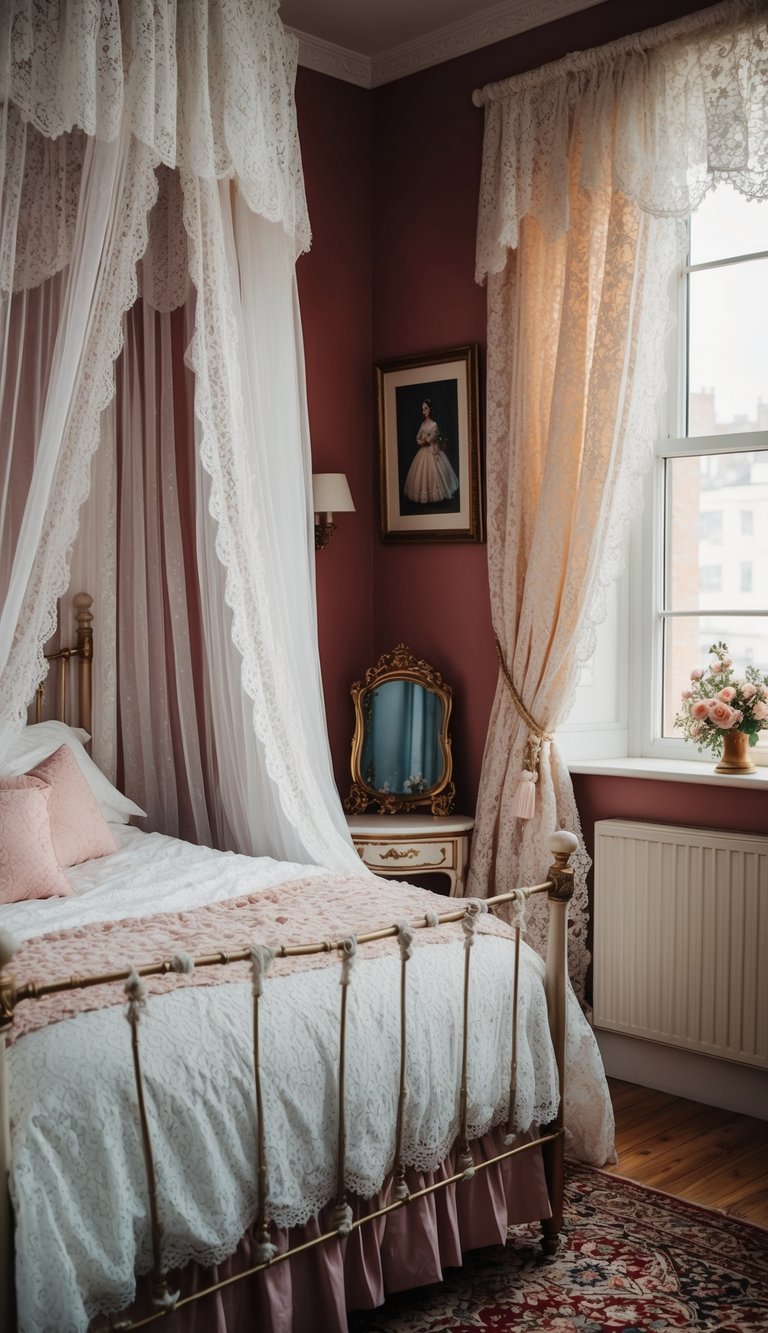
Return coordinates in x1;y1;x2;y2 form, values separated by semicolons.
718;687;736;702
708;699;738;727
710;661;727;674
690;668;704;681
690;700;710;721
690;722;703;738
753;701;768;722
681;690;693;701
742;683;757;701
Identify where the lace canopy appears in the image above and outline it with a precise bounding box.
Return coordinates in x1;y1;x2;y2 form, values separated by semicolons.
0;0;360;871
469;0;768;997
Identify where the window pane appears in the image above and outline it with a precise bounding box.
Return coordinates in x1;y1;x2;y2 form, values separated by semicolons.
688;257;768;434
666;451;768;611
690;185;768;265
662;614;768;744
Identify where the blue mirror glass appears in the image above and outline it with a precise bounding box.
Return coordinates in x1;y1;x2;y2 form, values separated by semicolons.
360;680;444;796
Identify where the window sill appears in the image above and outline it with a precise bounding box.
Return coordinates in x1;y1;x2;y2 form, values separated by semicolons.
567;756;768;791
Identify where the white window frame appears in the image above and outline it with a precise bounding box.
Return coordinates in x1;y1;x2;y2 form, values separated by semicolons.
631;224;768;766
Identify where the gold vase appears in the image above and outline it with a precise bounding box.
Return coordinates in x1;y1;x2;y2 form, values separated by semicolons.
714;728;756;774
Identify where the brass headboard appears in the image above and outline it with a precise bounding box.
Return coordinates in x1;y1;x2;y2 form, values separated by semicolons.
34;592;94;735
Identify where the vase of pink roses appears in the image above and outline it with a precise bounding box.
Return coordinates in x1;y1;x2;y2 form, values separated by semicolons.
675;641;768;773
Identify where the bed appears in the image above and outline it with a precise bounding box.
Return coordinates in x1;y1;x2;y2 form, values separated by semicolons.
0;600;614;1333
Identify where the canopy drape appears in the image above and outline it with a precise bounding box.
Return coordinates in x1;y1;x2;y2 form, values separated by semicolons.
0;0;360;871
469;0;768;997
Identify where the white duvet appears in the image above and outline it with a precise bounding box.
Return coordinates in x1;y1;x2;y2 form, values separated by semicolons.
4;827;614;1333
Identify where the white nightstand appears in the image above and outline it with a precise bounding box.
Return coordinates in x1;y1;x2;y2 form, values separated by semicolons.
346;813;475;898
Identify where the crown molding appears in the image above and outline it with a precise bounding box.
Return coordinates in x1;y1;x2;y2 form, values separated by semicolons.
370;0;602;85
291;0;600;90
291;30;373;89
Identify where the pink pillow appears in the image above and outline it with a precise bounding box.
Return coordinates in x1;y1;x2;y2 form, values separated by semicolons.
0;776;73;902
29;745;118;868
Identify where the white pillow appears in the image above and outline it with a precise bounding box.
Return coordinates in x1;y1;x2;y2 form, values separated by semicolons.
0;722;146;824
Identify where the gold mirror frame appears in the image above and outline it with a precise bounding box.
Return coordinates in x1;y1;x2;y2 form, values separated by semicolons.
344;644;455;816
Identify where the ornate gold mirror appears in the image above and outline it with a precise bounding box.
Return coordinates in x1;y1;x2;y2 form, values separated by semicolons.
344;645;455;815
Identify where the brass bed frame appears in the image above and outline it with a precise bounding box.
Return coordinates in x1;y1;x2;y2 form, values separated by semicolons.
0;596;577;1332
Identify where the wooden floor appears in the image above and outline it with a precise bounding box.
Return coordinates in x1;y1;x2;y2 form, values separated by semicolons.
602;1078;768;1226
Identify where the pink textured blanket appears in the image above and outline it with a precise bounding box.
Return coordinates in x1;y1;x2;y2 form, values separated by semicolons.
9;872;515;1044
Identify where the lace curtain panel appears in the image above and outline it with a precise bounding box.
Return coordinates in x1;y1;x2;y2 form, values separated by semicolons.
0;0;359;871
468;0;768;999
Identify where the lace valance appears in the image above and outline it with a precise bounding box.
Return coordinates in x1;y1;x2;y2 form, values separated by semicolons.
0;0;310;254
474;0;768;280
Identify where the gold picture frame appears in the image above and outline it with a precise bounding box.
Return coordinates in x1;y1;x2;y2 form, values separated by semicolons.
377;344;483;543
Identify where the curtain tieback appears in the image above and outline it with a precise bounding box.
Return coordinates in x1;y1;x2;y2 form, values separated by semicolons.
495;636;552;821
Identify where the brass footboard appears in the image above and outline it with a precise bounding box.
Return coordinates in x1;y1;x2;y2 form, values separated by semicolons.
0;830;577;1331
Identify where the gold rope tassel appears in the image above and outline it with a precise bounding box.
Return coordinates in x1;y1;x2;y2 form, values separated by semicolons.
332;936;357;1236
124;967;180;1314
392;921;414;1202
251;944;277;1263
456;901;487;1179
494;636;552;821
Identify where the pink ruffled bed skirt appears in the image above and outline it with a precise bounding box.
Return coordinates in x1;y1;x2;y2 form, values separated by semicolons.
112;1130;550;1333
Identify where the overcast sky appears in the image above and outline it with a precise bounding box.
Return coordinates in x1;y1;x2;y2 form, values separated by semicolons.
689;187;768;426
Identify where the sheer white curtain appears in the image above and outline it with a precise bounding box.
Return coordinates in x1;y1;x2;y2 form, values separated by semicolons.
469;0;768;998
0;0;359;871
0;116;158;756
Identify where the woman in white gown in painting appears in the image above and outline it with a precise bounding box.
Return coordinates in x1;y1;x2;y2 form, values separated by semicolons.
403;398;459;503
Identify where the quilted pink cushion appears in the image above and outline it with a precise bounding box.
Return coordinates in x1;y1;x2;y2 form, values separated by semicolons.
29;744;118;868
0;776;73;902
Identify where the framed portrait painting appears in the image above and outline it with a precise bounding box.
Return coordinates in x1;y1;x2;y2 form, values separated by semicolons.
376;344;483;543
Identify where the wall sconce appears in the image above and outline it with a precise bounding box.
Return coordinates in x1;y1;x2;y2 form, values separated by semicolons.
312;473;355;551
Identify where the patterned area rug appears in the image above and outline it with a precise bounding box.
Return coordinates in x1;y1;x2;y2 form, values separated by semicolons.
348;1164;768;1331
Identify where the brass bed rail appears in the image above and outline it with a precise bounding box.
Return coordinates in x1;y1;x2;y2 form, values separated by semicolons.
0;834;577;1332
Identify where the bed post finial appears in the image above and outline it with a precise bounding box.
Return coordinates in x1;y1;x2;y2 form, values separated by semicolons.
541;828;578;1257
547;829;578;900
73;592;93;737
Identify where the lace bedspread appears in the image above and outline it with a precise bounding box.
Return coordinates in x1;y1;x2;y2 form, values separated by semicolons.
5;829;615;1332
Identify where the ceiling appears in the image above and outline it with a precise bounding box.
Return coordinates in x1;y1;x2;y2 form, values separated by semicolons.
280;0;602;87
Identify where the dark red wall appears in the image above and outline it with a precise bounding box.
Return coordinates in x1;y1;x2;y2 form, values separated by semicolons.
572;775;767;845
295;70;373;792
295;1;763;835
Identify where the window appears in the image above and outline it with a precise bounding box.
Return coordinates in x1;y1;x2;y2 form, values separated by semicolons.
643;185;768;761
699;510;722;542
699;564;722;593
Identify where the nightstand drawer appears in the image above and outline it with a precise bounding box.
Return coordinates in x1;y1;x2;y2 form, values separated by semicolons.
354;838;457;873
347;814;474;897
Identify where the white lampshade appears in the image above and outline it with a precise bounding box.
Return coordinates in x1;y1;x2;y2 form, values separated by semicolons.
312;472;355;514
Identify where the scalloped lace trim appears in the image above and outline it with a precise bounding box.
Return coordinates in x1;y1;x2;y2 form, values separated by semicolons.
0;132;159;745
1;0;310;257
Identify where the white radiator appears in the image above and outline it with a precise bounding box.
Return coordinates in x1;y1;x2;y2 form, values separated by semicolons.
594;819;768;1070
